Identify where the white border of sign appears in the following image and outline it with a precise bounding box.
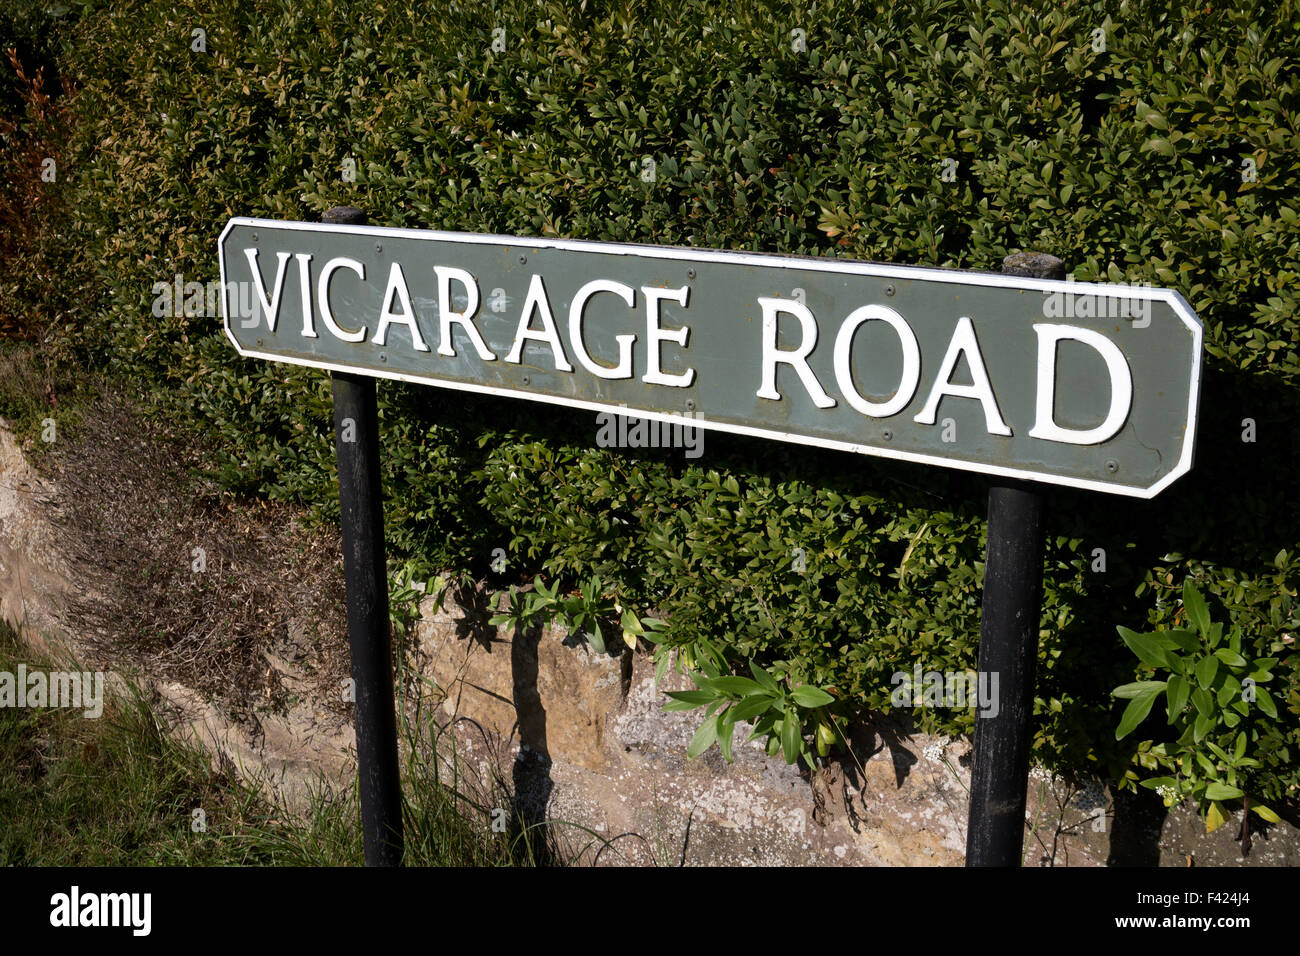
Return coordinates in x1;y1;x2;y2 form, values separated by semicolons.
219;217;1203;499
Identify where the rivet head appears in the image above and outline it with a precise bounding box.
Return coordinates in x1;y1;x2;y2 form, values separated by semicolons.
1105;459;1119;474
884;284;896;296
882;428;893;441
686;399;695;411
255;338;263;347
522;375;531;385
251;232;258;241
519;255;527;264
379;353;388;363
376;242;383;253
687;268;697;280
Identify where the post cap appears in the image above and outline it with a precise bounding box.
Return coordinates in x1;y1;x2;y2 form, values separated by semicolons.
323;206;369;226
1002;251;1066;281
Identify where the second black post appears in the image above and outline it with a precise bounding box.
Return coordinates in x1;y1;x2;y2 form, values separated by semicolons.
965;251;1062;867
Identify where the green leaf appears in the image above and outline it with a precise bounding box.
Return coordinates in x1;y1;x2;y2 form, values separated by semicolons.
781;708;801;764
790;685;835;708
1205;782;1243;801
1146;137;1175;157
1193;710;1214;743
1116;683;1163;739
1217;679;1239;708
1117;626;1172;669
1195;654;1219;689
1191;687;1213;716
1113;680;1166;700
588;622;606;655
749;660;781;695
1165;629;1200;653
1166;674;1190;721
816;722;836;756
748;711;777;740
654;650;671;686
662;701;703;713
1214;648;1247;667
717;709;737;762
709;676;765;697
1251;803;1281;823
1256;687;1278;719
1138;776;1178;791
1182;582;1211;635
637;616;669;644
664;689;714;709
730;693;776;721
687;714;719;759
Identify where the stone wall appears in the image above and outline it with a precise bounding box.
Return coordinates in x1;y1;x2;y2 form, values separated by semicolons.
409;594;1106;866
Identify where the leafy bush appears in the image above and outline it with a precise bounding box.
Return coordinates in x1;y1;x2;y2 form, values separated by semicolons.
1113;580;1287;831
0;6;77;340
665;658;840;768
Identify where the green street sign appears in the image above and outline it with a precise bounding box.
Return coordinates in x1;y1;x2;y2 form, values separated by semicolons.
219;218;1202;497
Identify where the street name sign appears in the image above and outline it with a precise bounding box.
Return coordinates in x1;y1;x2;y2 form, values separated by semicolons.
219;217;1202;497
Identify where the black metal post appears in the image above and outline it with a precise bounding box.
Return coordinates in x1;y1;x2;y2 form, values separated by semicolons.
325;205;404;866
965;252;1064;867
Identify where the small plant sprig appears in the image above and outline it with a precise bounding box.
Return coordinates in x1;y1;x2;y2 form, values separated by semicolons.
489;574;666;655
664;655;841;768
1112;579;1283;835
389;560;451;639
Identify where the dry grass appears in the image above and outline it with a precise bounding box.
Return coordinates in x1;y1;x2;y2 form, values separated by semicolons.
47;390;352;727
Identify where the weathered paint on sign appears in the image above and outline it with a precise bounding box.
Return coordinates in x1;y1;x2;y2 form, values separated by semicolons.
219;218;1202;497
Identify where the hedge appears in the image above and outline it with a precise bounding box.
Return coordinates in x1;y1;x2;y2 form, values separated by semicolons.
4;0;1297;802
